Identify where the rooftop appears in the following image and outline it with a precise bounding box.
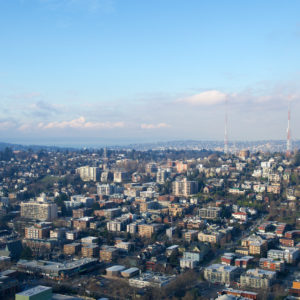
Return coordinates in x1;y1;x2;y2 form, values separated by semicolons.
106;265;126;272
16;285;52;296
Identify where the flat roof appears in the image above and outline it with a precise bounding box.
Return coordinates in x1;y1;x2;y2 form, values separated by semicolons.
16;285;52;296
17;258;97;272
122;267;139;274
52;294;83;300
106;265;126;272
167;245;179;250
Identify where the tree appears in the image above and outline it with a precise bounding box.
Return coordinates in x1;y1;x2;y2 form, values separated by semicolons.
20;245;33;260
92;202;100;211
293;150;300;167
54;193;68;216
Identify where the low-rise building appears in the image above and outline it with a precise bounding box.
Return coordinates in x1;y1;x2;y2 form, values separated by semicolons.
121;267;140;278
100;246;119;262
81;245;99;258
204;264;240;284
138;224;163;238
17;258;98;279
129;272;176;288
106;265;126;277
25;223;52;239
241;235;268;256
259;258;285;272
221;253;236;266
267;248;300;264
15;286;52;300
198;231;224;245
184;230;198;242
234;256;254;269
199;207;221;220
64;243;81;255
240;268;276;289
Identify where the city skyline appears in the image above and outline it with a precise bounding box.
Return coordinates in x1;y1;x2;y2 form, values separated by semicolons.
1;0;300;146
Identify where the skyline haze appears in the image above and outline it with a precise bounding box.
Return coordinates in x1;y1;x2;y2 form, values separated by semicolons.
1;0;300;145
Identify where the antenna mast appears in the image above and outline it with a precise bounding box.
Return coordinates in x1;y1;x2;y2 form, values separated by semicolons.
224;100;228;155
286;102;291;157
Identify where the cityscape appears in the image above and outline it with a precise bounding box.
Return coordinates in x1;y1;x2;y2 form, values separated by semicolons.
1;1;300;300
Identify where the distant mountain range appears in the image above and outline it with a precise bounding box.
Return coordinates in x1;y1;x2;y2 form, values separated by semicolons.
0;142;76;152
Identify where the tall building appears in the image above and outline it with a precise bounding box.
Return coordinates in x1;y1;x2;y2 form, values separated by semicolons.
76;166;101;181
172;178;198;196
21;201;57;221
97;183;117;195
113;171;129;183
156;169;170;184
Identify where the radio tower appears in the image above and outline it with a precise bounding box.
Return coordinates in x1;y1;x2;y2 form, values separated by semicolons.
224;100;228;155
286;102;291;157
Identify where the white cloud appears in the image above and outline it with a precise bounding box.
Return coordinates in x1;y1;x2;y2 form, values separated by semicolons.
0;121;17;130
18;124;32;131
38;117;125;130
178;90;227;106
141;123;171;129
10;92;41;100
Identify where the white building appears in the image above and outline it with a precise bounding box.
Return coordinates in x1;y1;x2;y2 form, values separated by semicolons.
76;166;100;181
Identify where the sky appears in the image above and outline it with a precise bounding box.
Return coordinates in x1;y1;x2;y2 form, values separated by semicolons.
1;0;300;146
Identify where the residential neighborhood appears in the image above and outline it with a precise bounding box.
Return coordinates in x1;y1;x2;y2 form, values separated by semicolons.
0;147;299;299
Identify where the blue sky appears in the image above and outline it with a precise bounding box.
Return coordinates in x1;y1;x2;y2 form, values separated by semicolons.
1;0;300;146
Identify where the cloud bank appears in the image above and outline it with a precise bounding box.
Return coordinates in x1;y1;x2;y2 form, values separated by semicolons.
178;90;227;106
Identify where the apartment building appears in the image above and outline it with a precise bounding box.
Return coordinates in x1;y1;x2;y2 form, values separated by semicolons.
240;269;276;289
107;215;131;232
259;258;285;272
78;166;101;181
199;207;221;220
76;166;101;181
198;231;224;245
172;178;198;196
138;224;162;238
156;169;170;184
267;248;300;264
204;264;240;284
184;230;198;242
64;243;81;255
113;171;129;183
21;201;57;221
100;246;119;262
25;223;51;239
241;235;268;256
81;245;99;258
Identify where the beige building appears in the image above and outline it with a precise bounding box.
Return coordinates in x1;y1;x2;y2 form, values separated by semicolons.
138;224;162;238
198;231;224;245
21;201;57;221
199;207;221;220
172;178;198;196
76;166;100;181
241;235;268;256
204;264;240;284
81;245;99;258
64;243;81;255
25;223;51;239
240;268;276;289
184;230;198;242
100;246;119;262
